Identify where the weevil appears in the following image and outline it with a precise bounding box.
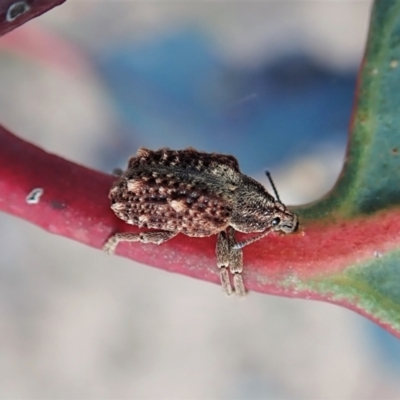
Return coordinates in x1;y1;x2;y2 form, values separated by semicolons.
103;148;298;296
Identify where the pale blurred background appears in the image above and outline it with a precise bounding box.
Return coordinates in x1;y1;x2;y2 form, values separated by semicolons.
2;1;400;399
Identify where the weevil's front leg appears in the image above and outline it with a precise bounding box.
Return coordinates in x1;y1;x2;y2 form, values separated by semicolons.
226;228;245;297
216;230;233;295
104;230;178;255
233;227;273;250
216;228;245;296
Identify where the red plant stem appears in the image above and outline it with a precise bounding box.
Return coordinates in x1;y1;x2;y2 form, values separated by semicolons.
0;0;65;37
2;125;400;284
3;126;400;336
0;125;398;274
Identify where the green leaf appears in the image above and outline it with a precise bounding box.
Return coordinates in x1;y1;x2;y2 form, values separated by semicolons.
300;0;400;219
294;0;400;337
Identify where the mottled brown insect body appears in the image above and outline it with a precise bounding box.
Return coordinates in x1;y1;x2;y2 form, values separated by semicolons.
104;148;298;296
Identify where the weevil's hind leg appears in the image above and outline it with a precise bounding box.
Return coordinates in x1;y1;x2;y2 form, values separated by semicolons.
103;230;178;255
138;230;178;245
103;232;139;255
226;228;245;297
216;231;233;295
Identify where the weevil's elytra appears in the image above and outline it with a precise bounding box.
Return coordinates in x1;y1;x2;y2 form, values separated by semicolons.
103;147;298;296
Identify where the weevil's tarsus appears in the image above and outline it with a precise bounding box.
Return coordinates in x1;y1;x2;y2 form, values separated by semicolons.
233;273;246;297
219;267;233;296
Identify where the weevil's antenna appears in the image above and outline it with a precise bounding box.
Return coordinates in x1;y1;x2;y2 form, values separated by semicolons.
265;171;281;202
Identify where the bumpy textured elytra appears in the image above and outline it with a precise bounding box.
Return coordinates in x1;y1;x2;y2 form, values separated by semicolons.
103;147;298;296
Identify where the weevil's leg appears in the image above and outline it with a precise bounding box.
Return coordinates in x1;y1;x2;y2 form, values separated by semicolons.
226;228;246;297
216;231;233;295
233;227;273;250
103;230;177;255
232;274;245;297
138;230;178;245
103;232;140;254
220;268;231;296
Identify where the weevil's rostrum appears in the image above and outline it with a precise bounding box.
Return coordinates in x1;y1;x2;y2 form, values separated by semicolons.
104;147;298;296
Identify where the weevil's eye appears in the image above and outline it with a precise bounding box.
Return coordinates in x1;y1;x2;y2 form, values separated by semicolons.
271;217;281;226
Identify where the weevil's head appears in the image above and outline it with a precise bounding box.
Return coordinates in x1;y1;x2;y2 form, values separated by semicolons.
270;202;298;233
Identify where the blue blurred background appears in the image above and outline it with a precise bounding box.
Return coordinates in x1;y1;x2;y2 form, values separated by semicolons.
96;29;354;174
1;1;400;398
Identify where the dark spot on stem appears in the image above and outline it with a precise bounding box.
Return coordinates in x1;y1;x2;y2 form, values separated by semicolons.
51;200;66;210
